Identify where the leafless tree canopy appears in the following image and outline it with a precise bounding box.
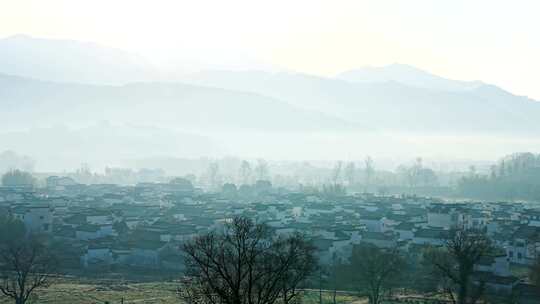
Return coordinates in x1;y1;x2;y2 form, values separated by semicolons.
349;244;404;304
181;217;317;304
424;230;492;304
0;239;56;304
530;256;540;290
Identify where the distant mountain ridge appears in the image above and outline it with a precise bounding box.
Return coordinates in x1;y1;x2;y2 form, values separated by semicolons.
0;36;540;170
1;34;540;148
0;72;355;132
0;34;157;84
180;69;540;135
336;63;484;92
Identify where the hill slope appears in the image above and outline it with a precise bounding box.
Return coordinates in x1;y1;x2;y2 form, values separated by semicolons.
336;63;483;91
181;69;540;135
0;73;354;132
0;34;156;84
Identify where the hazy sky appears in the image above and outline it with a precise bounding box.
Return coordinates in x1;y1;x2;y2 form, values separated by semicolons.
2;0;540;99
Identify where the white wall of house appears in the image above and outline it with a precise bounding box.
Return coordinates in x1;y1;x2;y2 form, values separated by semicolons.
493;255;511;276
344;230;361;243
507;240;531;265
126;220;140;229
487;222;499;236
82;248;112;267
396;229;414;241
24;207;53;234
112;250;131;265
427;212;453;229
412;236;445;246
475;256;510;276
76;230;100;240
529;220;540;227
360;218;387;233
98;225;113;237
87;215;110;225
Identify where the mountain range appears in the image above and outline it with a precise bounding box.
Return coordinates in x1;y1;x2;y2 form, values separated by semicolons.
0;34;156;85
336;63;484;91
0;72;352;132
0;34;539;168
181;69;540;134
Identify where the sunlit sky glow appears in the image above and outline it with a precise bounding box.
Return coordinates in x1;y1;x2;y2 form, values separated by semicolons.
2;0;540;99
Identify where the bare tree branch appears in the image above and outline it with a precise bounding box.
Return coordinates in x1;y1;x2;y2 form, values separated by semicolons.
181;217;317;304
0;238;56;304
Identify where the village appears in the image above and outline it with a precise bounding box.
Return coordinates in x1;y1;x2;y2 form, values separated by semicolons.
2;175;540;302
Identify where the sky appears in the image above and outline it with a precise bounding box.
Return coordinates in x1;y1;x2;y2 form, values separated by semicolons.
1;0;540;99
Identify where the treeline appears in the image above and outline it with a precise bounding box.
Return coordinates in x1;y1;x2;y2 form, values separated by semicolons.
457;152;540;200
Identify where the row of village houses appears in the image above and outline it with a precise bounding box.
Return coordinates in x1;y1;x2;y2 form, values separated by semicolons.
1;182;540;299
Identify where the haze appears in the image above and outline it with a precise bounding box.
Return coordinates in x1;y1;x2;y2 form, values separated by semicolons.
2;0;540;98
0;0;539;172
3;3;540;304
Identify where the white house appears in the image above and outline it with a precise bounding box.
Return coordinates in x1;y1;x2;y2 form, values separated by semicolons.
394;222;415;241
427;204;470;230
75;224;113;240
412;228;450;246
361;231;397;248
507;225;540;265
82;245;112;268
13;205;53;235
359;214;388;233
474;251;511;277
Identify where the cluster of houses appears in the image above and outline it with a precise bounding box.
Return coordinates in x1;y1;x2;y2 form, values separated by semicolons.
1;179;540;301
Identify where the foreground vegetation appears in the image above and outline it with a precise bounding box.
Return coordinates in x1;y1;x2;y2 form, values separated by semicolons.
2;214;535;304
0;280;367;304
0;280;178;304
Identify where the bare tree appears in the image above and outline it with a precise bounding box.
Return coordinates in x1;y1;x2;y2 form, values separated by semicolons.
239;160;252;185
424;230;492;304
350;244;404;304
468;165;477;178
1;170;35;188
409;157;423;188
344;162;356;187
254;159;269;181
330;253;339;304
364;157;374;192
331;161;343;185
0;239;56;304
489;165;497;180
182;217;317;304
529;255;540;291
207;162;220;190
177;276;216;304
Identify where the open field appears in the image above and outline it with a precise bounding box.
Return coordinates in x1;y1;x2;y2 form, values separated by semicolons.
0;280;366;304
302;291;365;304
0;281;179;304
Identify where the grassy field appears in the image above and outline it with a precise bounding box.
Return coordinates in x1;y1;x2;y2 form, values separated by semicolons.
0;280;366;304
0;281;179;304
301;291;365;304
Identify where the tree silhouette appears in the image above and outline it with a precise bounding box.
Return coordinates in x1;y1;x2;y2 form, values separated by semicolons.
424;230;492;304
182;217;317;304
